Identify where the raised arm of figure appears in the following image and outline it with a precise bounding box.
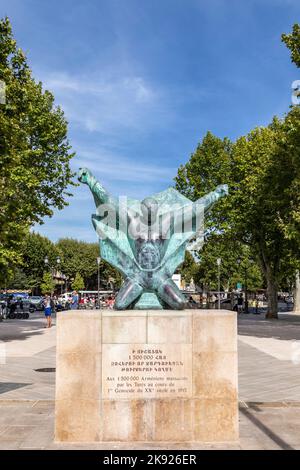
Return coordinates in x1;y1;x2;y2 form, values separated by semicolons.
78;168;115;208
194;184;229;213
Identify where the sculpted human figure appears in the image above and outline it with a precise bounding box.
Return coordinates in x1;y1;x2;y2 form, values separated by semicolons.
79;168;228;310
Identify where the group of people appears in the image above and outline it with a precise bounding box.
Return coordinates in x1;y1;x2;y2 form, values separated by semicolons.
78;295;115;309
78;295;98;308
43;292;116;328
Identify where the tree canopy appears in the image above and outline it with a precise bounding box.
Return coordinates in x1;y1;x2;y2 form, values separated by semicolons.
282;23;300;68
175;24;300;318
72;273;85;292
40;272;55;295
175;115;300;318
0;17;75;282
56;238;122;289
2;233;122;293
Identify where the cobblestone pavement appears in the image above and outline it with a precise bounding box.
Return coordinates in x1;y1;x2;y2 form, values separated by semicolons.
1;310;300;449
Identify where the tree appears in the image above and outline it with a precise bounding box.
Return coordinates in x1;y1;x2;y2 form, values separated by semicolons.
282;23;300;68
175;26;300;318
40;272;55;295
56;238;122;289
22;232;62;292
175;120;300;319
282;24;300;313
0;17;75;283
180;251;199;285
6;268;30;290
5;232;62;293
188;235;263;292
5;233;123;293
175;132;232;234
72;273;85;292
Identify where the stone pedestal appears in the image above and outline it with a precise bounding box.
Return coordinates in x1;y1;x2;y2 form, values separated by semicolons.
55;309;238;443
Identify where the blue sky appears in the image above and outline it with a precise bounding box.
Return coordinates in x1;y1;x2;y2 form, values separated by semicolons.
1;0;299;241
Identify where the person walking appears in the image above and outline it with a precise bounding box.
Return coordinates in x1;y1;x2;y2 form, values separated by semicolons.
43;294;52;328
50;296;56;314
237;294;243;315
105;296;115;309
71;291;79;310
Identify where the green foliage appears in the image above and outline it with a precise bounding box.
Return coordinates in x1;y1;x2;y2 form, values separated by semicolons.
180;251;199;284
191;236;262;292
72;272;85;291
3;234;122;292
175;132;232;233
56;238;122;289
22;232;62;290
282;23;300;68
40;271;55;295
6;268;30;290
175;113;300;317
273;107;300;246
0;17;75;281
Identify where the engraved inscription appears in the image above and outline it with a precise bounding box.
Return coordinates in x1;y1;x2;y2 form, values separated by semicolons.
102;344;192;399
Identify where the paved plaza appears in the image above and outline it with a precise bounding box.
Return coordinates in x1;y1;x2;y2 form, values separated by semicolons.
1;311;300;449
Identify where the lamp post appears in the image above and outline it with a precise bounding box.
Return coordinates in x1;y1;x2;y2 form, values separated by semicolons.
44;256;63;294
56;256;63;294
217;258;221;309
97;257;101;309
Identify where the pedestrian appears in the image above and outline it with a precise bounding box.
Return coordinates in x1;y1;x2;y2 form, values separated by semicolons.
50;296;56;314
237;294;243;314
105;296;115;309
43;294;52;328
254;297;259;314
71;291;79;310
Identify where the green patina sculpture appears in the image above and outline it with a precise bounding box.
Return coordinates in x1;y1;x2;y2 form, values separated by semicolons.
79;168;228;310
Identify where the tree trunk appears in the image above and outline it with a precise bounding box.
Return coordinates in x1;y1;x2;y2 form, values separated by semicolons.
256;239;279;319
265;272;278;319
293;271;300;314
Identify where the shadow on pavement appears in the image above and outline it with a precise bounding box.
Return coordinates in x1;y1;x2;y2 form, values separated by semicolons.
0;382;32;394
0;317;55;343
240;406;294;450
238;313;300;341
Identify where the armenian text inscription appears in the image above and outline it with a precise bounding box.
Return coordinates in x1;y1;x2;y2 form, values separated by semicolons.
102;344;192;399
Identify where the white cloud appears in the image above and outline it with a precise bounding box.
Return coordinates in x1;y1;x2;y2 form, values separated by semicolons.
33;69;179;243
73;148;176;185
45;73;155;102
42;71;166;135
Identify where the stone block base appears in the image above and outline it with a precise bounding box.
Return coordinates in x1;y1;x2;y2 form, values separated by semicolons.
55;309;238;443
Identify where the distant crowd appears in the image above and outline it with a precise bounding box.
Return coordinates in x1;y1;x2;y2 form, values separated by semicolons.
0;291;116;327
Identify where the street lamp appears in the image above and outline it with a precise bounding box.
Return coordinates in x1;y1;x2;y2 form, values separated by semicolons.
97;257;101;309
217;258;221;309
44;256;63;294
56;256;63;294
